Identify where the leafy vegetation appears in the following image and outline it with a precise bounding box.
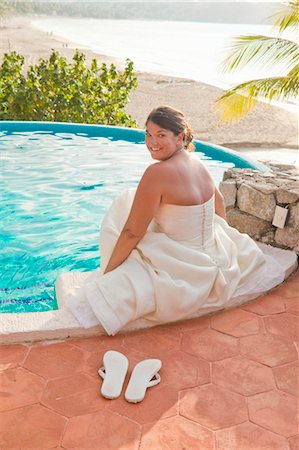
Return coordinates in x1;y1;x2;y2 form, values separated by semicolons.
0;0;11;17
0;50;138;126
216;0;299;122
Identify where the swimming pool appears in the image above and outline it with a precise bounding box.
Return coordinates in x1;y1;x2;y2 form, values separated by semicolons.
0;121;266;314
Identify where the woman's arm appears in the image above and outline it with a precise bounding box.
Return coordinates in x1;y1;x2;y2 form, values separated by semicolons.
214;187;227;221
104;165;162;274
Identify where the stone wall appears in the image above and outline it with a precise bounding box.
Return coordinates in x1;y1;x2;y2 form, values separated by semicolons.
219;162;299;252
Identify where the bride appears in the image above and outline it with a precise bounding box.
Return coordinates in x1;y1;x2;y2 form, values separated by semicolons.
55;105;285;335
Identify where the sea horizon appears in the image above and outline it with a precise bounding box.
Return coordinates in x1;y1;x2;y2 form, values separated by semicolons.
32;17;297;113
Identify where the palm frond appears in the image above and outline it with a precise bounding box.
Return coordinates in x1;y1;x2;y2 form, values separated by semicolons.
222;35;299;73
272;0;299;33
215;92;258;124
215;71;299;123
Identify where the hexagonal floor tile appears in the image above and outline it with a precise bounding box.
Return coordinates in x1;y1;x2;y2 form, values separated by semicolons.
158;351;210;389
0;404;66;449
169;314;211;333
42;372;108;417
79;349;104;381
123;327;181;358
0;367;46;412
110;384;178;425
286;298;299;315
181;328;238;361
179;384;247;430
264;313;299;342
140;416;214;450
241;293;286;316
248;390;299;437
273;281;299;299
62;409;140;450
68;334;124;353
240;333;298;367
216;421;289;450
212;356;275;396
289;435;299;450
23;342;89;379
0;344;29;371
273;361;299;396
211;309;260;337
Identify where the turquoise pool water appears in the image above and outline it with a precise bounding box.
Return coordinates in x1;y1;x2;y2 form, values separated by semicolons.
0;122;265;314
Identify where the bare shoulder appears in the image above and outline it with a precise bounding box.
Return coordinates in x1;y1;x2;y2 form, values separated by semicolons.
194;156;214;179
142;161;168;181
136;163;165;198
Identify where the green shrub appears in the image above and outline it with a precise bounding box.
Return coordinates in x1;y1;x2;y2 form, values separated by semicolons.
0;50;138;126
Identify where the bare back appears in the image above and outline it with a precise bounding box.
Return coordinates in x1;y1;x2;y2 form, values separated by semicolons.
156;151;215;206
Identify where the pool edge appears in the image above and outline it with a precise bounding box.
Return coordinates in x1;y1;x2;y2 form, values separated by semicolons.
0;120;268;172
0;308;106;344
1;121;291;344
1;245;297;344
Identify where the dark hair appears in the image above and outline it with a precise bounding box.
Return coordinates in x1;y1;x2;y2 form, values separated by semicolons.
145;105;195;151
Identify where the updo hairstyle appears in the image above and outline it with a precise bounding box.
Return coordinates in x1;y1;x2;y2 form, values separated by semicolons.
145;105;195;152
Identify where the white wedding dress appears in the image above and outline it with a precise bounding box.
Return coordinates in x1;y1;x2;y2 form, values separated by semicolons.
55;188;286;335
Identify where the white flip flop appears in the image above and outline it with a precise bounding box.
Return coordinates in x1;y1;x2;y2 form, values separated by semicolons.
98;350;129;399
125;359;162;403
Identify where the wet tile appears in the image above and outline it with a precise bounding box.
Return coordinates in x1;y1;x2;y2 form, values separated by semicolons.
241;293;286;315
240;333;298;367
179;384;247;430
0;367;46;412
264;313;299;342
62;409;140;450
248;390;299;437
211;308;260;337
0;404;66;449
158;351;210;389
212;356;275;396
110;385;178;425
0;344;29;371
41;373;109;417
23;342;89;379
273;361;299;397
140;416;214;450
181;328;239;361
123;327;181;358
216;421;289;450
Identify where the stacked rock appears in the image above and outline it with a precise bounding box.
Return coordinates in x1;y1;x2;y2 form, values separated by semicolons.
219;162;299;252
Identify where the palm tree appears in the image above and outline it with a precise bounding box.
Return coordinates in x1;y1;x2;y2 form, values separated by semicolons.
215;0;299;123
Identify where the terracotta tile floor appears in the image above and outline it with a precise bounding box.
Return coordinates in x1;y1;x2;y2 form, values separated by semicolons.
1;272;298;450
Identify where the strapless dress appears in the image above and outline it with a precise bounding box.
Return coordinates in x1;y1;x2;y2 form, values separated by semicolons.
55;188;285;335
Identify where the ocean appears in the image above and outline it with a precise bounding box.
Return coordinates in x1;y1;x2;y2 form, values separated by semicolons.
33;17;295;92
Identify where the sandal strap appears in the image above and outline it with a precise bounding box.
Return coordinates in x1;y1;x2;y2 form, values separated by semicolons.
98;367;106;379
148;372;161;387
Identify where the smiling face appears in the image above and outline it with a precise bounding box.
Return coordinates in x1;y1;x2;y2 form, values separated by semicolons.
145;120;184;161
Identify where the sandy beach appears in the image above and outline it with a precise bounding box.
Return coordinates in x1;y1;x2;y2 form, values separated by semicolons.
1;15;298;154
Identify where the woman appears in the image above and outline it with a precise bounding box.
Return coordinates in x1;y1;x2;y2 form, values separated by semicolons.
55;106;285;335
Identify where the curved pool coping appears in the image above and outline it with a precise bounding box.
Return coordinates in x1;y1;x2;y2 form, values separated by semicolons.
1;120;286;344
0;120;268;172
